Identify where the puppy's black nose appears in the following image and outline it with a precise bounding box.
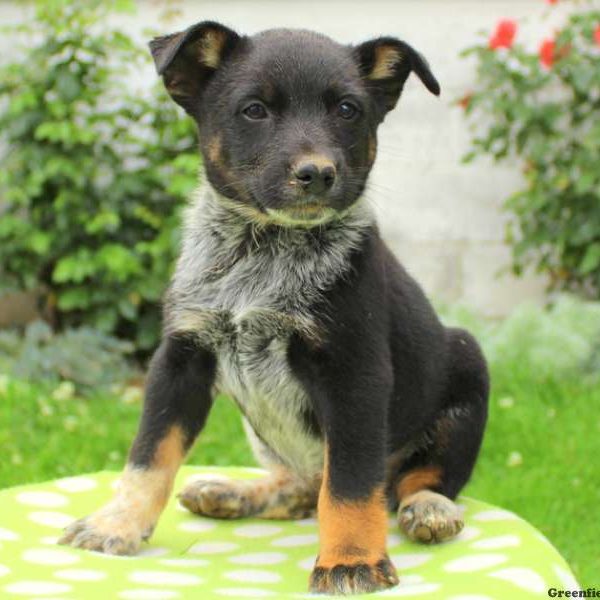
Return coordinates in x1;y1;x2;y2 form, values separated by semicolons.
293;160;336;194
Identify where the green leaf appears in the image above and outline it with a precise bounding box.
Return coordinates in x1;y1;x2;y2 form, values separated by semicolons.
53;251;97;283
118;298;138;320
57;287;91;310
580;244;600;275
575;173;595;195
55;69;81;101
27;231;52;254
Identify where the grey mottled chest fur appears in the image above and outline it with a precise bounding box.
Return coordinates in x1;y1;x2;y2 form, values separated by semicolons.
165;185;374;479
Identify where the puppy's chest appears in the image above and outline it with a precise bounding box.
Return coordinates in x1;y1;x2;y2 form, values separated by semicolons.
167;199;372;475
176;249;323;476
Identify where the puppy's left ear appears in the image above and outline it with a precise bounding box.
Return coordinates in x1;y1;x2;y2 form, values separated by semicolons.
149;21;241;115
353;37;440;115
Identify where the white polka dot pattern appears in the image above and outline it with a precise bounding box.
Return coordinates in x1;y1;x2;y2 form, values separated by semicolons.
22;548;80;566
389;582;441;596
271;533;318;547
137;547;170;558
119;590;181;599
443;553;508;572
224;569;281;583
159;558;210;568
471;534;521;549
553;563;581;591
233;524;282;538
4;580;73;595
16;491;69;508
489;567;547;593
455;525;482;541
177;519;216;533
0;527;20;541
391;553;433;569
228;552;287;565
188;541;240;554
54;476;98;493
27;511;75;528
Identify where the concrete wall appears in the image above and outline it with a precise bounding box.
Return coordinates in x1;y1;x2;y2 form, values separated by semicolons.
1;0;573;316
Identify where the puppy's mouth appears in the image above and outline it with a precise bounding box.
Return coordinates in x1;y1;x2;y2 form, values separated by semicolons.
266;202;337;227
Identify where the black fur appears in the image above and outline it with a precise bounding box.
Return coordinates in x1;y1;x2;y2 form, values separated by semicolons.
289;229;489;503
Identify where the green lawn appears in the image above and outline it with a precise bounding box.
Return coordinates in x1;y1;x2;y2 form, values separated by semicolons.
1;360;598;587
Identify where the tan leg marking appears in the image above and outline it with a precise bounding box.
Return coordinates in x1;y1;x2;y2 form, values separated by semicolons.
58;425;185;555
396;467;463;544
309;451;398;594
396;465;442;501
178;467;318;520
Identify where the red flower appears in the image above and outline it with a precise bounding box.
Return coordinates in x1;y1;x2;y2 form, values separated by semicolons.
489;20;518;50
594;25;600;47
458;92;473;110
539;38;556;68
545;0;558;4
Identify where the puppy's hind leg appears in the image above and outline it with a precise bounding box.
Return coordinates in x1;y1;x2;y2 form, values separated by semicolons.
179;467;318;520
395;328;489;544
179;424;318;519
59;335;216;555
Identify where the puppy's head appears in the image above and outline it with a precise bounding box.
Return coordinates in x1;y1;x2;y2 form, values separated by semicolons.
150;22;439;226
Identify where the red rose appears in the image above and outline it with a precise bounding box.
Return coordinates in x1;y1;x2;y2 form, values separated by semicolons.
458;92;473;110
594;25;600;47
539;38;555;68
489;20;518;50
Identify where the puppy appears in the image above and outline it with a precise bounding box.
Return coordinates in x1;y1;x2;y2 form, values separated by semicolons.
59;22;489;595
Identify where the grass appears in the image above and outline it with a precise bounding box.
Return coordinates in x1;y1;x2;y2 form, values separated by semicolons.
1;357;599;587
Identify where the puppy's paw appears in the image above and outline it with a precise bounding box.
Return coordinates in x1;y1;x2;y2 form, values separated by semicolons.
398;490;463;544
178;478;256;519
57;503;151;555
309;555;399;595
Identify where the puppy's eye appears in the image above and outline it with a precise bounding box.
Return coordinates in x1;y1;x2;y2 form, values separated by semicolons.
242;102;268;120
337;101;359;120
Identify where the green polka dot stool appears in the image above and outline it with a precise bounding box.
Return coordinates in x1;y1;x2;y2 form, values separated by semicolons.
0;466;579;599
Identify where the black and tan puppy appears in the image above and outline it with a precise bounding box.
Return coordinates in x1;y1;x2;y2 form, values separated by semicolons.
59;21;489;595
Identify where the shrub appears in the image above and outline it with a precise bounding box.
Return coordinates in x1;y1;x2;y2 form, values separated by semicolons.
0;0;200;352
460;5;600;297
440;294;600;381
0;320;138;392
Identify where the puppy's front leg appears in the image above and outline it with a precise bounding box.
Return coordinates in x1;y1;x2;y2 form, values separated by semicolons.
291;338;398;595
59;334;215;555
311;445;397;595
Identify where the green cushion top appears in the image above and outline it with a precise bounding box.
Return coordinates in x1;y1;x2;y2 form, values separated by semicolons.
0;466;579;599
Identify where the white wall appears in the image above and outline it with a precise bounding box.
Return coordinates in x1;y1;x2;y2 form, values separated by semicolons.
2;0;574;316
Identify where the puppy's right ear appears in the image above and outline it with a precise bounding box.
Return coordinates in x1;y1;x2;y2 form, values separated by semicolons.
149;21;241;114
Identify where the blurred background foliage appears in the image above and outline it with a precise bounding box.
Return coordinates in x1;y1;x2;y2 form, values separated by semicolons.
462;6;600;297
0;0;199;353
